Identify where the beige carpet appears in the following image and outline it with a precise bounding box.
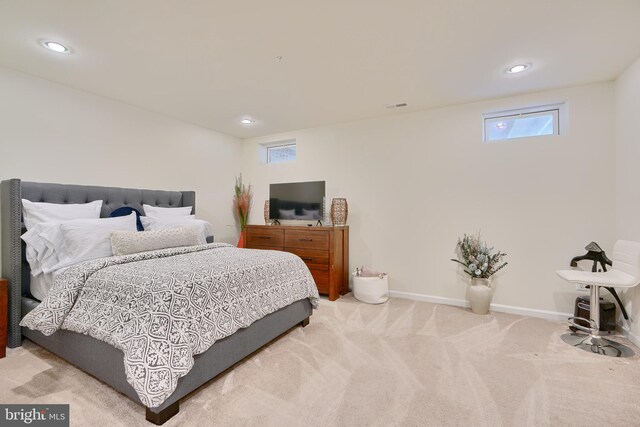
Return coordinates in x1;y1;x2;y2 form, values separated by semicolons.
2;295;640;426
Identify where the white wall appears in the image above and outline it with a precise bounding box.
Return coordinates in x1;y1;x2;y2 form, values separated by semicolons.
0;66;242;246
615;57;640;339
0;63;626;320
242;83;616;315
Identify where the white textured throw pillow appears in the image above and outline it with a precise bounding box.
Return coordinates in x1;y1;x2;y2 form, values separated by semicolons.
140;216;211;244
111;226;202;256
143;204;192;218
22;199;103;230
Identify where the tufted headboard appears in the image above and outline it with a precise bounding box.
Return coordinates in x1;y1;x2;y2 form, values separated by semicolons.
0;178;196;348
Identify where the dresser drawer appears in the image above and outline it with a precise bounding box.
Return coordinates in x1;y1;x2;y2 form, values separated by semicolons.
309;268;330;294
285;230;329;251
244;224;348;301
287;248;329;267
246;227;284;249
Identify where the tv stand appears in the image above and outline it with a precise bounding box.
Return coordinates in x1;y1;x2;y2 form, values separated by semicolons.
245;225;349;301
315;220;323;226
272;219;281;225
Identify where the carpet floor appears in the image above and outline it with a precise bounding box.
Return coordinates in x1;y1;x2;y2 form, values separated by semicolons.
1;295;640;426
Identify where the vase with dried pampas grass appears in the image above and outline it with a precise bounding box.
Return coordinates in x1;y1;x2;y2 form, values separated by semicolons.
233;174;252;247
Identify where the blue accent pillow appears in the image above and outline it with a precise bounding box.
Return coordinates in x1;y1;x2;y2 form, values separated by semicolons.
109;206;144;231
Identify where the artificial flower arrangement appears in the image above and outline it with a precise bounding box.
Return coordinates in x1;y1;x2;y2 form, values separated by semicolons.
233;174;252;232
451;232;508;279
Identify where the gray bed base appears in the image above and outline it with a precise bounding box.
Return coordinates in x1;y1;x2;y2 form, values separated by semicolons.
1;179;312;424
22;297;311;424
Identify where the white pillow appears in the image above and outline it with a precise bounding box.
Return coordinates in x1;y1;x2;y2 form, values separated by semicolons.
140;216;211;244
302;209;322;220
142;204;192;219
22;199;102;230
40;212;138;272
279;209;296;219
111;226;202;256
140;215;195;227
22;222;63;275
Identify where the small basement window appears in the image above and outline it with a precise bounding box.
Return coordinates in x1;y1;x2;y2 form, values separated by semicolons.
483;103;564;143
266;141;296;164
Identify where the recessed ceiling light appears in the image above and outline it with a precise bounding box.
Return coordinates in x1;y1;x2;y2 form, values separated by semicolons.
240;118;254;125
506;63;531;74
41;40;71;53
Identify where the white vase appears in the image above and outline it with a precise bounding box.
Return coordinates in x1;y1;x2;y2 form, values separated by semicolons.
467;278;493;314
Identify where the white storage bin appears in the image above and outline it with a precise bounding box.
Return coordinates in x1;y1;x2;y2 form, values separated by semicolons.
353;275;389;304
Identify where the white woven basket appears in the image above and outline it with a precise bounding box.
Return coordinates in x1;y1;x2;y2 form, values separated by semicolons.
353;275;389;304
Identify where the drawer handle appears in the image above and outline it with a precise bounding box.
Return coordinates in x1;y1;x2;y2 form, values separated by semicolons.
258;236;272;239
302;257;313;261
298;238;313;242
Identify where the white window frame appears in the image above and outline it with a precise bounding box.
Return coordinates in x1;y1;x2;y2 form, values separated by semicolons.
260;139;297;164
482;102;565;143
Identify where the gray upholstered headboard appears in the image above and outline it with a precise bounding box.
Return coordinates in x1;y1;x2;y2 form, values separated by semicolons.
0;178;196;348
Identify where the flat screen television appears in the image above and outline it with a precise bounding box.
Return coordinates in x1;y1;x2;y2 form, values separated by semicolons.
269;181;325;221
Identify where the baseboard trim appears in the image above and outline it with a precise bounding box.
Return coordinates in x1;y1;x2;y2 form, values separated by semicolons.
621;326;640;348
388;291;469;308
388;290;572;322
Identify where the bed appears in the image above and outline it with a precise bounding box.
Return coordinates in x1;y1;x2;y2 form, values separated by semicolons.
0;179;317;424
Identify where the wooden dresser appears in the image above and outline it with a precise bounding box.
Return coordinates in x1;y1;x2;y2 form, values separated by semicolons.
245;225;349;301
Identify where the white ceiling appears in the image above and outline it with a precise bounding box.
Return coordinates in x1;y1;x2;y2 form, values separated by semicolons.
1;0;640;138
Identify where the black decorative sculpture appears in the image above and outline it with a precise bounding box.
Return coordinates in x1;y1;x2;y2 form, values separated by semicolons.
570;241;629;320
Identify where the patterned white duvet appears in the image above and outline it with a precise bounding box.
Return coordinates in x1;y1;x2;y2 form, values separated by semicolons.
21;243;319;407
